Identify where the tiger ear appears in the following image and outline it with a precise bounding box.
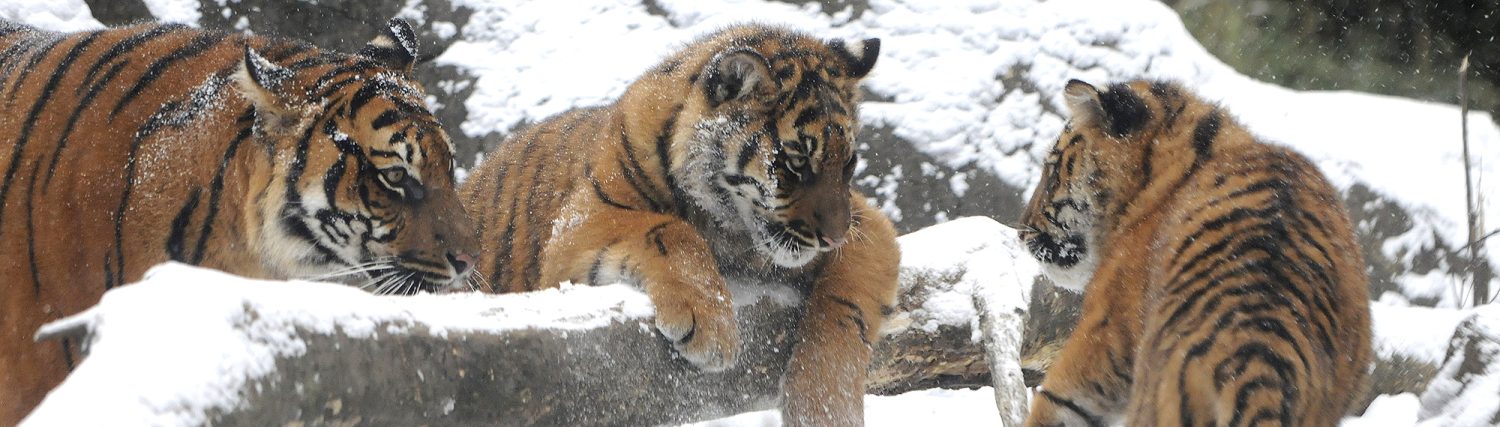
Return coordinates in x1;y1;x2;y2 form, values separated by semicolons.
829;37;880;78
359;18;419;73
234;45;298;122
1065;79;1151;136
1063;79;1104;125
702;48;775;109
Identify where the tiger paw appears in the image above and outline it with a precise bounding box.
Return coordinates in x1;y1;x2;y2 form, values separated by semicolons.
652;292;740;372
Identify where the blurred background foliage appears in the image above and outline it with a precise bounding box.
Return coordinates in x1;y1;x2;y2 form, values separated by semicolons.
1165;0;1500;121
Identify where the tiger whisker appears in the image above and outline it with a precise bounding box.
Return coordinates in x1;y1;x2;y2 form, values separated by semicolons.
848;224;870;244
466;272;493;293
393;272;419;296
307;259;398;281
360;277;390;294
361;271;399;292
373;273;405;296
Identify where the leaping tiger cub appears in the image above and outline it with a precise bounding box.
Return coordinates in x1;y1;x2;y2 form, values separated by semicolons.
1018;79;1372;426
460;25;899;425
0;19;477;423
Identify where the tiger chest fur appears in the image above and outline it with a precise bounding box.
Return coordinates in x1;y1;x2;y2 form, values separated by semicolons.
462;24;900;426
0;19;477;424
1018;79;1373;426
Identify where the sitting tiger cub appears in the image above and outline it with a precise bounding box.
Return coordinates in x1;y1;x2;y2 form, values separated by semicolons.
0;19;476;423
461;25;899;425
1018;80;1372;426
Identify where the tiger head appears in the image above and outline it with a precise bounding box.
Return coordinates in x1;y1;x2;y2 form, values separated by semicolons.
677;27;879;268
234;19;478;294
1018;79;1168;291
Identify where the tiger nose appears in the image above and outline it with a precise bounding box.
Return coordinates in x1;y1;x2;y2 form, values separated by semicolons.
446;252;475;275
820;235;848;249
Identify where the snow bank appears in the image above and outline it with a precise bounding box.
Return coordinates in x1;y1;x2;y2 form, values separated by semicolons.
1344;393;1423;427
1371;302;1478;365
23;263;653;427
0;0;102;32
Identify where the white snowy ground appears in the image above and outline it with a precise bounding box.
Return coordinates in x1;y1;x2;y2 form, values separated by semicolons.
5;0;1500;425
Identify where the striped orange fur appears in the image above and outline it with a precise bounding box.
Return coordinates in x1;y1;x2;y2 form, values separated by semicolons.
0;19;476;422
1018;80;1372;426
461;24;899;426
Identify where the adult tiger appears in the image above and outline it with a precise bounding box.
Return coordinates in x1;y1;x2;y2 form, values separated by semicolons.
1018;79;1372;426
461;25;898;426
0;18;477;422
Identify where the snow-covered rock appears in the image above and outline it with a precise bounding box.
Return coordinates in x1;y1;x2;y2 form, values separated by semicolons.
1418;304;1500;426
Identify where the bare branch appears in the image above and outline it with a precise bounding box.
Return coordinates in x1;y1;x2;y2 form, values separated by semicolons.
1458;52;1490;306
1456;228;1500;254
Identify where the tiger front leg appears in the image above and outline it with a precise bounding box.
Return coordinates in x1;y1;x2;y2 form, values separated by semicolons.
1024;302;1134;427
541;209;740;371
781;196;900;427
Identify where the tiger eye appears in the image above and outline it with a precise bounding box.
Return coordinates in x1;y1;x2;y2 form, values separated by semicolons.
382;168;408;184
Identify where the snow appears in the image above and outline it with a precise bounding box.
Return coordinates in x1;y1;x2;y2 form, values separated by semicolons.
685;387;1003;427
141;0;202;26
1344;393;1422;427
1345;305;1500;426
0;0;102;32
1370;302;1477;365
894;216;1038;337
1416;304;1500;426
23;263;654;427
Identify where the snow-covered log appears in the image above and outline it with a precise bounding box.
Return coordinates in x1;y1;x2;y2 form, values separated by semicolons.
24;217;1036;426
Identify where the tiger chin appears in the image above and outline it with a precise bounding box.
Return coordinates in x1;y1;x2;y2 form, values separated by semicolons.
0;18;477;423
1017;79;1372;426
462;25;901;426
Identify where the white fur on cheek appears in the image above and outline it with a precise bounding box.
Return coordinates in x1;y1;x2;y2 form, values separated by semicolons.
1037;179;1101;293
766;244;818;268
254;169;363;281
1038;243;1098;293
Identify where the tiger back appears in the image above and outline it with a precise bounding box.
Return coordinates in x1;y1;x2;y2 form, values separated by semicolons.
461;24;900;425
0;19;477;423
1018;80;1372;426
